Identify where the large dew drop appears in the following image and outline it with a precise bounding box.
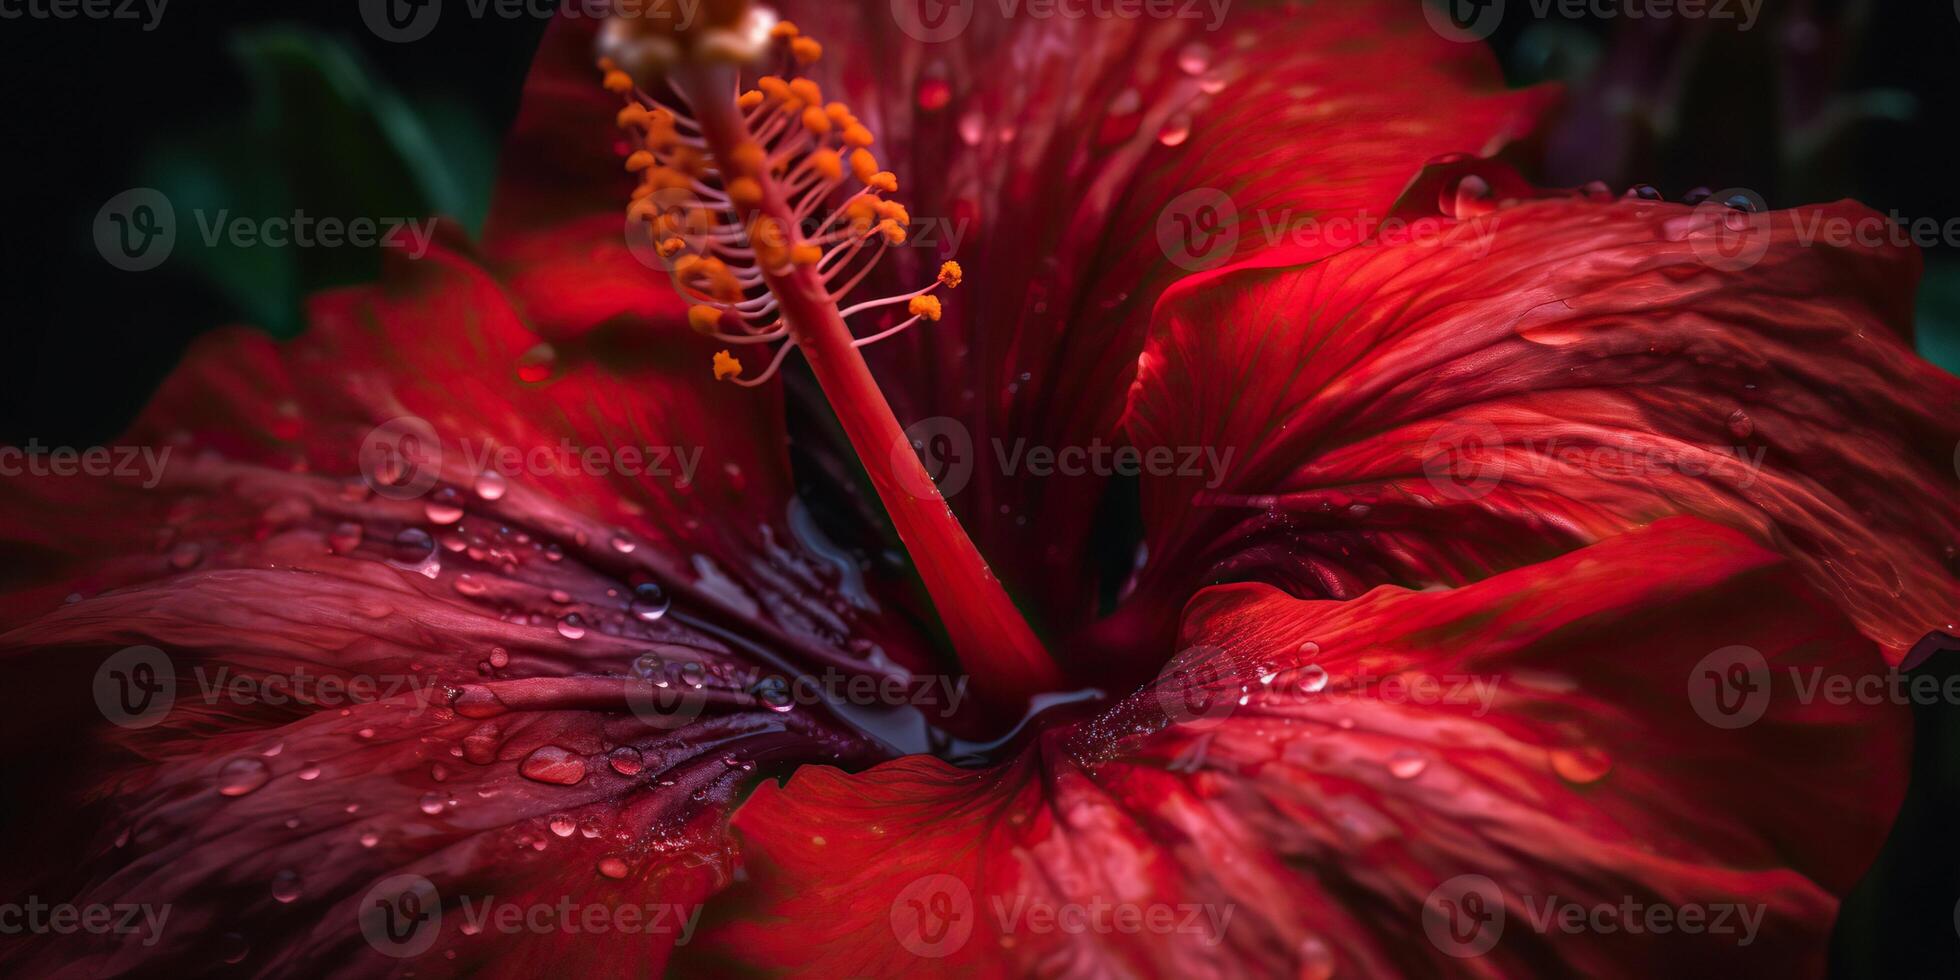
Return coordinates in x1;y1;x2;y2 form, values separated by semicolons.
217;757;271;797
630;582;672;622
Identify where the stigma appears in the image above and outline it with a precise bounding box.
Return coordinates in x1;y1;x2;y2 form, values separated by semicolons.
600;19;962;386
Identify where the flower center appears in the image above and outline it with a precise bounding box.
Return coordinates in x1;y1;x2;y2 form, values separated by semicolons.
597;10;1065;716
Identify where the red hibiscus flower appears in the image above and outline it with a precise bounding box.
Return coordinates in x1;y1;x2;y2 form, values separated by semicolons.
5;1;1959;976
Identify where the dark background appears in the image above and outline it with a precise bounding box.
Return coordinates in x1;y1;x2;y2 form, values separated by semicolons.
2;0;1957;973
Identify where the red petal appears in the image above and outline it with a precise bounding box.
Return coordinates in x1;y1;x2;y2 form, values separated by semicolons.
0;244;914;973
705;519;1905;975
1123;171;1960;668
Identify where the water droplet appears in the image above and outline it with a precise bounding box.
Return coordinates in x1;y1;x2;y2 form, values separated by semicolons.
1442;174;1494;220
1298;641;1321;657
1726;408;1754;439
296;765;321;781
610;533;637;554
474;470;507;501
323;521;364;556
1297;936;1337;980
488;647;510;669
219;933;250;965
549;814;578;838
425;487;465;525
597;856;630;879
630;582;672;622
916;77;951;111
391;527;436;565
217;757;271;797
419;791;449;815
1387;749;1428;780
1156;114;1192;147
358;827;380;848
270;869;303;903
454;574;488;597
1625;183;1663;201
1550;746;1613;785
1177;41;1212;75
1289;664;1331;695
957;110;985;146
357;727;376;740
557;615;587;640
520;745;588;785
752;675;795;712
430;763;449;783
1682;186;1713;205
608;746;644;776
1723;193;1758;212
516;343;557;384
169;542;203;569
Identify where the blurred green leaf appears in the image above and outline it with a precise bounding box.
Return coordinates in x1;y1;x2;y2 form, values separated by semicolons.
140;27;495;336
1915;257;1960;377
